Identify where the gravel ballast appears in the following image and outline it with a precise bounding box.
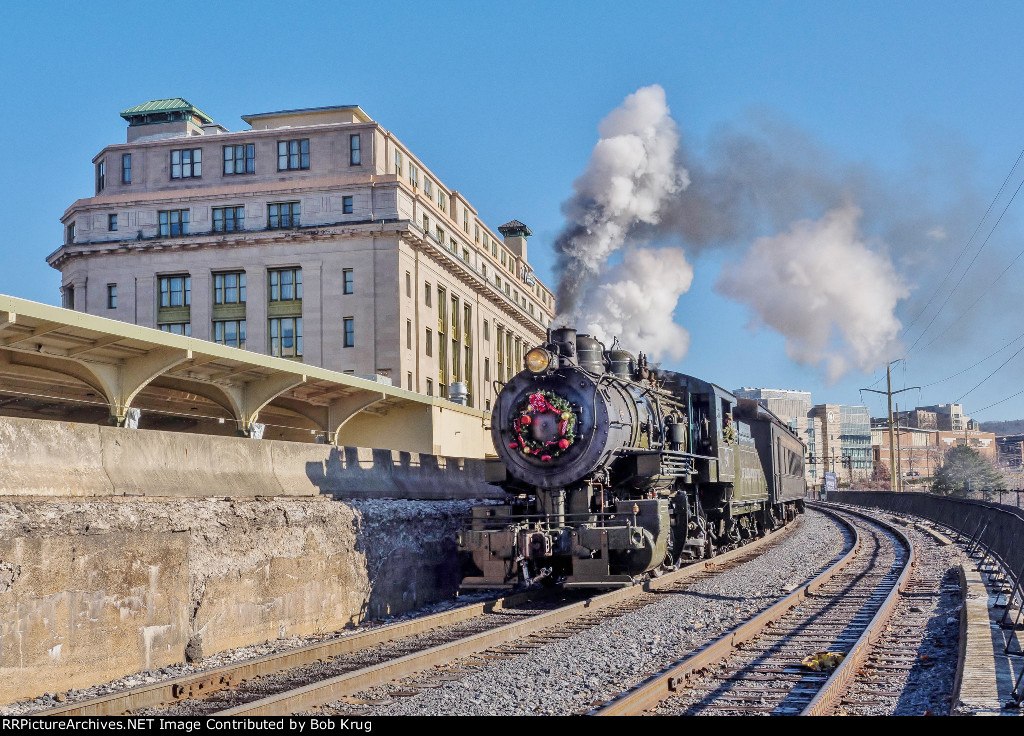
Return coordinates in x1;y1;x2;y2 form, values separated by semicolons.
317;508;848;716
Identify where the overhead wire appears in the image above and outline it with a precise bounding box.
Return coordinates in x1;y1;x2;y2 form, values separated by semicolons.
904;171;1024;357
900;146;1024;338
917;328;1024;388
954;341;1024;404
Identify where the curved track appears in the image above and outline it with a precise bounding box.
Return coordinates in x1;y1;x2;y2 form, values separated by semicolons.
591;505;913;715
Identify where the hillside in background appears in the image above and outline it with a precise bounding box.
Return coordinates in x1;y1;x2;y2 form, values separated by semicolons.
979;419;1024;436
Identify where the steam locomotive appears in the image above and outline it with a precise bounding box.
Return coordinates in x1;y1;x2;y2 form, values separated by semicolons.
457;327;806;588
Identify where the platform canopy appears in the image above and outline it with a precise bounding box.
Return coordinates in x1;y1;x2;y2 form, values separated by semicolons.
0;294;486;450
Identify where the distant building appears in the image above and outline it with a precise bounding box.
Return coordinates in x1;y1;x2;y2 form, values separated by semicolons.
894;408;937;430
871;425;997;484
918;403;970;432
997;435;1024;467
810;404;873;483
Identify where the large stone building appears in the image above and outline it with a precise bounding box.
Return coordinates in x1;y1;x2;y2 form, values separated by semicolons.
47;98;555;411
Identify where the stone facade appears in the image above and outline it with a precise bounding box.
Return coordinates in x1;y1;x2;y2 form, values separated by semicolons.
48;101;555;412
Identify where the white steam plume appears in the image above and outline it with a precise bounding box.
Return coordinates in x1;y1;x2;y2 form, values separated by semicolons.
716;203;909;381
554;85;688;319
576;247;693;361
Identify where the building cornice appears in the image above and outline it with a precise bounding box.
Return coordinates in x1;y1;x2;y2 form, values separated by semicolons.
62;174;400;220
46;218;553;334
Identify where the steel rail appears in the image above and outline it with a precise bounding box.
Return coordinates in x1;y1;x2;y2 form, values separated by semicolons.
590;505;910;716
214;515;805;716
798;503;916;716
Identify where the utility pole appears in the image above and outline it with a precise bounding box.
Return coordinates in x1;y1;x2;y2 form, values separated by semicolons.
862;361;919;492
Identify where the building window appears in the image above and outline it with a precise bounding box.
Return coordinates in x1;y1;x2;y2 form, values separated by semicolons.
65;222;75;243
484;357;490;382
159;275;191;307
268;317;302;358
501;250;506;267
159;323;191;336
394;150;402;176
214;272;246;304
106;284;117;309
223;144;255;175
483;320;489;341
341;196;354;214
425;327;433;356
463;209;469;233
108;214;118;232
462;247;470;262
343;317;354;348
349;134;361;166
425;283;431;307
424;179;433;197
406;271;411;298
422;214;429;232
62;285;74;310
121;153;132;184
96;160;105;193
214;319;246;349
158;209;190;237
170;148;202;179
474;224;480;243
435;226;444;243
407;372;413;391
438;190;447;213
491;239;497;257
426;378;433;397
409;164;419;188
406;319;412;349
278;139;309;170
213;206;245;232
268;202;300;229
343;269;354;294
268;268;302;301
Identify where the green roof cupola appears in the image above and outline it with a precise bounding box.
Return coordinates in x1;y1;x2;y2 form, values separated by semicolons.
120;98;218;142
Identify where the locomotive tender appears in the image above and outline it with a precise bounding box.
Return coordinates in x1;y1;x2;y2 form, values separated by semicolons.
458;327;806;588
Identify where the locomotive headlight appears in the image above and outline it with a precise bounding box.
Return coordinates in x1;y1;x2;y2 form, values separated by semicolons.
524;347;552;373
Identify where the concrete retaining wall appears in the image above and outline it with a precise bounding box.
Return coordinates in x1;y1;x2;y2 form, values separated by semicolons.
0;496;476;704
0;416;503;500
0;415;506;704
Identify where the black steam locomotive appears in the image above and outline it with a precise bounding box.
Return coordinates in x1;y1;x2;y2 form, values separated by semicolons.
457;327;806;588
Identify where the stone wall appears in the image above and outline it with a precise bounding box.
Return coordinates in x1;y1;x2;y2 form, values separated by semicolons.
0;415;504;704
0;495;476;704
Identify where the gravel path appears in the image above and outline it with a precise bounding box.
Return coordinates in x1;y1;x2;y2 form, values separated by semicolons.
313;508;848;716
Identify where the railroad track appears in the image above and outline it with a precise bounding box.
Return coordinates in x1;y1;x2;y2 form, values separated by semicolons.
822;506;964;715
590;504;913;715
34;515;805;717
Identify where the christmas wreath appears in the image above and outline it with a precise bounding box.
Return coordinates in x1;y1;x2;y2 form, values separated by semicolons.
508;390;578;462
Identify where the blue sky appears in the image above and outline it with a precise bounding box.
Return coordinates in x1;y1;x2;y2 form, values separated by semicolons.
4;1;1024;421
